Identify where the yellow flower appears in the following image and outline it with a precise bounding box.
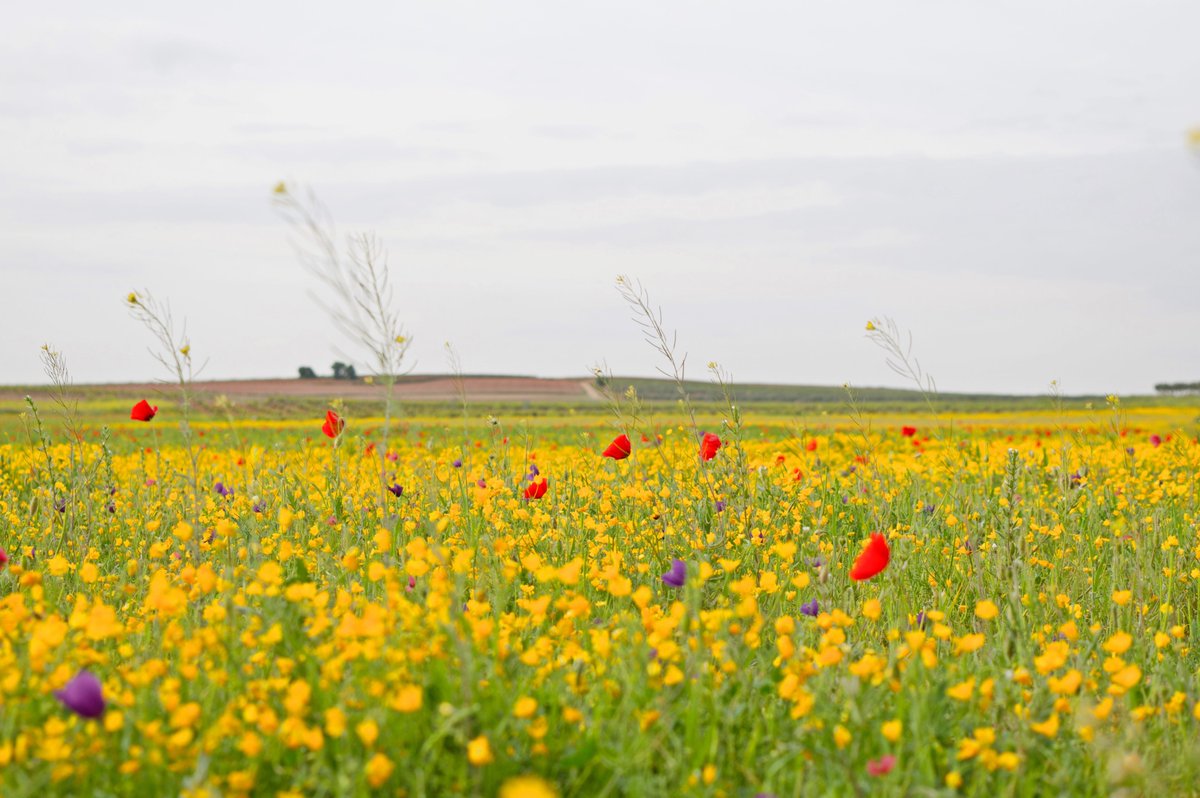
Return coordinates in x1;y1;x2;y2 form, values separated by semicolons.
865;321;876;331
467;735;493;766
947;678;975;701
513;696;538;719
355;719;379;747
975;600;999;620
1112;590;1133;606
881;719;902;742
1109;664;1142;692
391;684;423;713
1048;669;1082;695
324;708;346;738
995;752;1020;771
499;775;559;798
862;598;881;620
833;725;851;749
953;633;985;655
365;753;394;788
1102;631;1132;655
1031;713;1060;738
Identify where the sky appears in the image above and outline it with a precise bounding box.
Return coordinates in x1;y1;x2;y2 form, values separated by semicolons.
3;1;1199;394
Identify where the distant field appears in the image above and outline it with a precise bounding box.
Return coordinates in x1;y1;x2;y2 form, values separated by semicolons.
3;375;1198;432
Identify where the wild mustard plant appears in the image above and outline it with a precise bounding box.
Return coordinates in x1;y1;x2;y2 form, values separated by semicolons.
126;290;202;529
273;181;412;509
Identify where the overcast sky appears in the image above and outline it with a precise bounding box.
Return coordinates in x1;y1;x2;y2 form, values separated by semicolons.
3;1;1199;394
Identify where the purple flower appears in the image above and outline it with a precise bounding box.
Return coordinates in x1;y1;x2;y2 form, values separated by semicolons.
809;556;825;569
800;599;819;617
54;497;67;513
714;500;726;513
527;463;540;481
922;503;936;514
387;484;404;497
252;499;266;513
452;458;463;468
662;559;686;588
913;611;927;628
55;671;105;718
214;481;232;497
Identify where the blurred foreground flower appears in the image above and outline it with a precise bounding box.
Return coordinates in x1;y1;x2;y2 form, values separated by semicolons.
322;410;345;438
602;434;632;460
662;559;686;588
524;478;548;500
500;775;559;798
850;534;890;581
56;671;105;718
130;400;157;422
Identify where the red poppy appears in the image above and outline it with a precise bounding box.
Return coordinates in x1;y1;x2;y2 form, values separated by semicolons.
901;426;917;437
524;478;548;500
602;434;632;460
850;533;890;581
321;410;345;438
867;755;896;776
806;439;818;452
699;432;721;461
130;400;157;422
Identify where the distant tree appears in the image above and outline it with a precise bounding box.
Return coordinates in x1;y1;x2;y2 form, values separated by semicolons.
298;366;317;379
331;361;347;380
1155;382;1200;395
345;364;357;380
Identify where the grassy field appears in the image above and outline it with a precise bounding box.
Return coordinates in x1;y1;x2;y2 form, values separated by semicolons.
2;390;1200;796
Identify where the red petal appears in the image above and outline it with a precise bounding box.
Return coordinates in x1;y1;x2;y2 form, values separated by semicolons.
602;434;631;459
850;533;890;581
699;433;721;461
322;411;344;438
130;400;157;421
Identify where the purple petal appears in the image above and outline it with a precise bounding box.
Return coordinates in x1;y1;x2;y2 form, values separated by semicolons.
661;558;687;588
55;671;105;718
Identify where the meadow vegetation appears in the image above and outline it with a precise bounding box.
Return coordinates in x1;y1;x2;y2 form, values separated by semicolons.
4;195;1200;797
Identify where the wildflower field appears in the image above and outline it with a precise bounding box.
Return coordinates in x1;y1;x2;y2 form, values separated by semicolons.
3;394;1200;798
